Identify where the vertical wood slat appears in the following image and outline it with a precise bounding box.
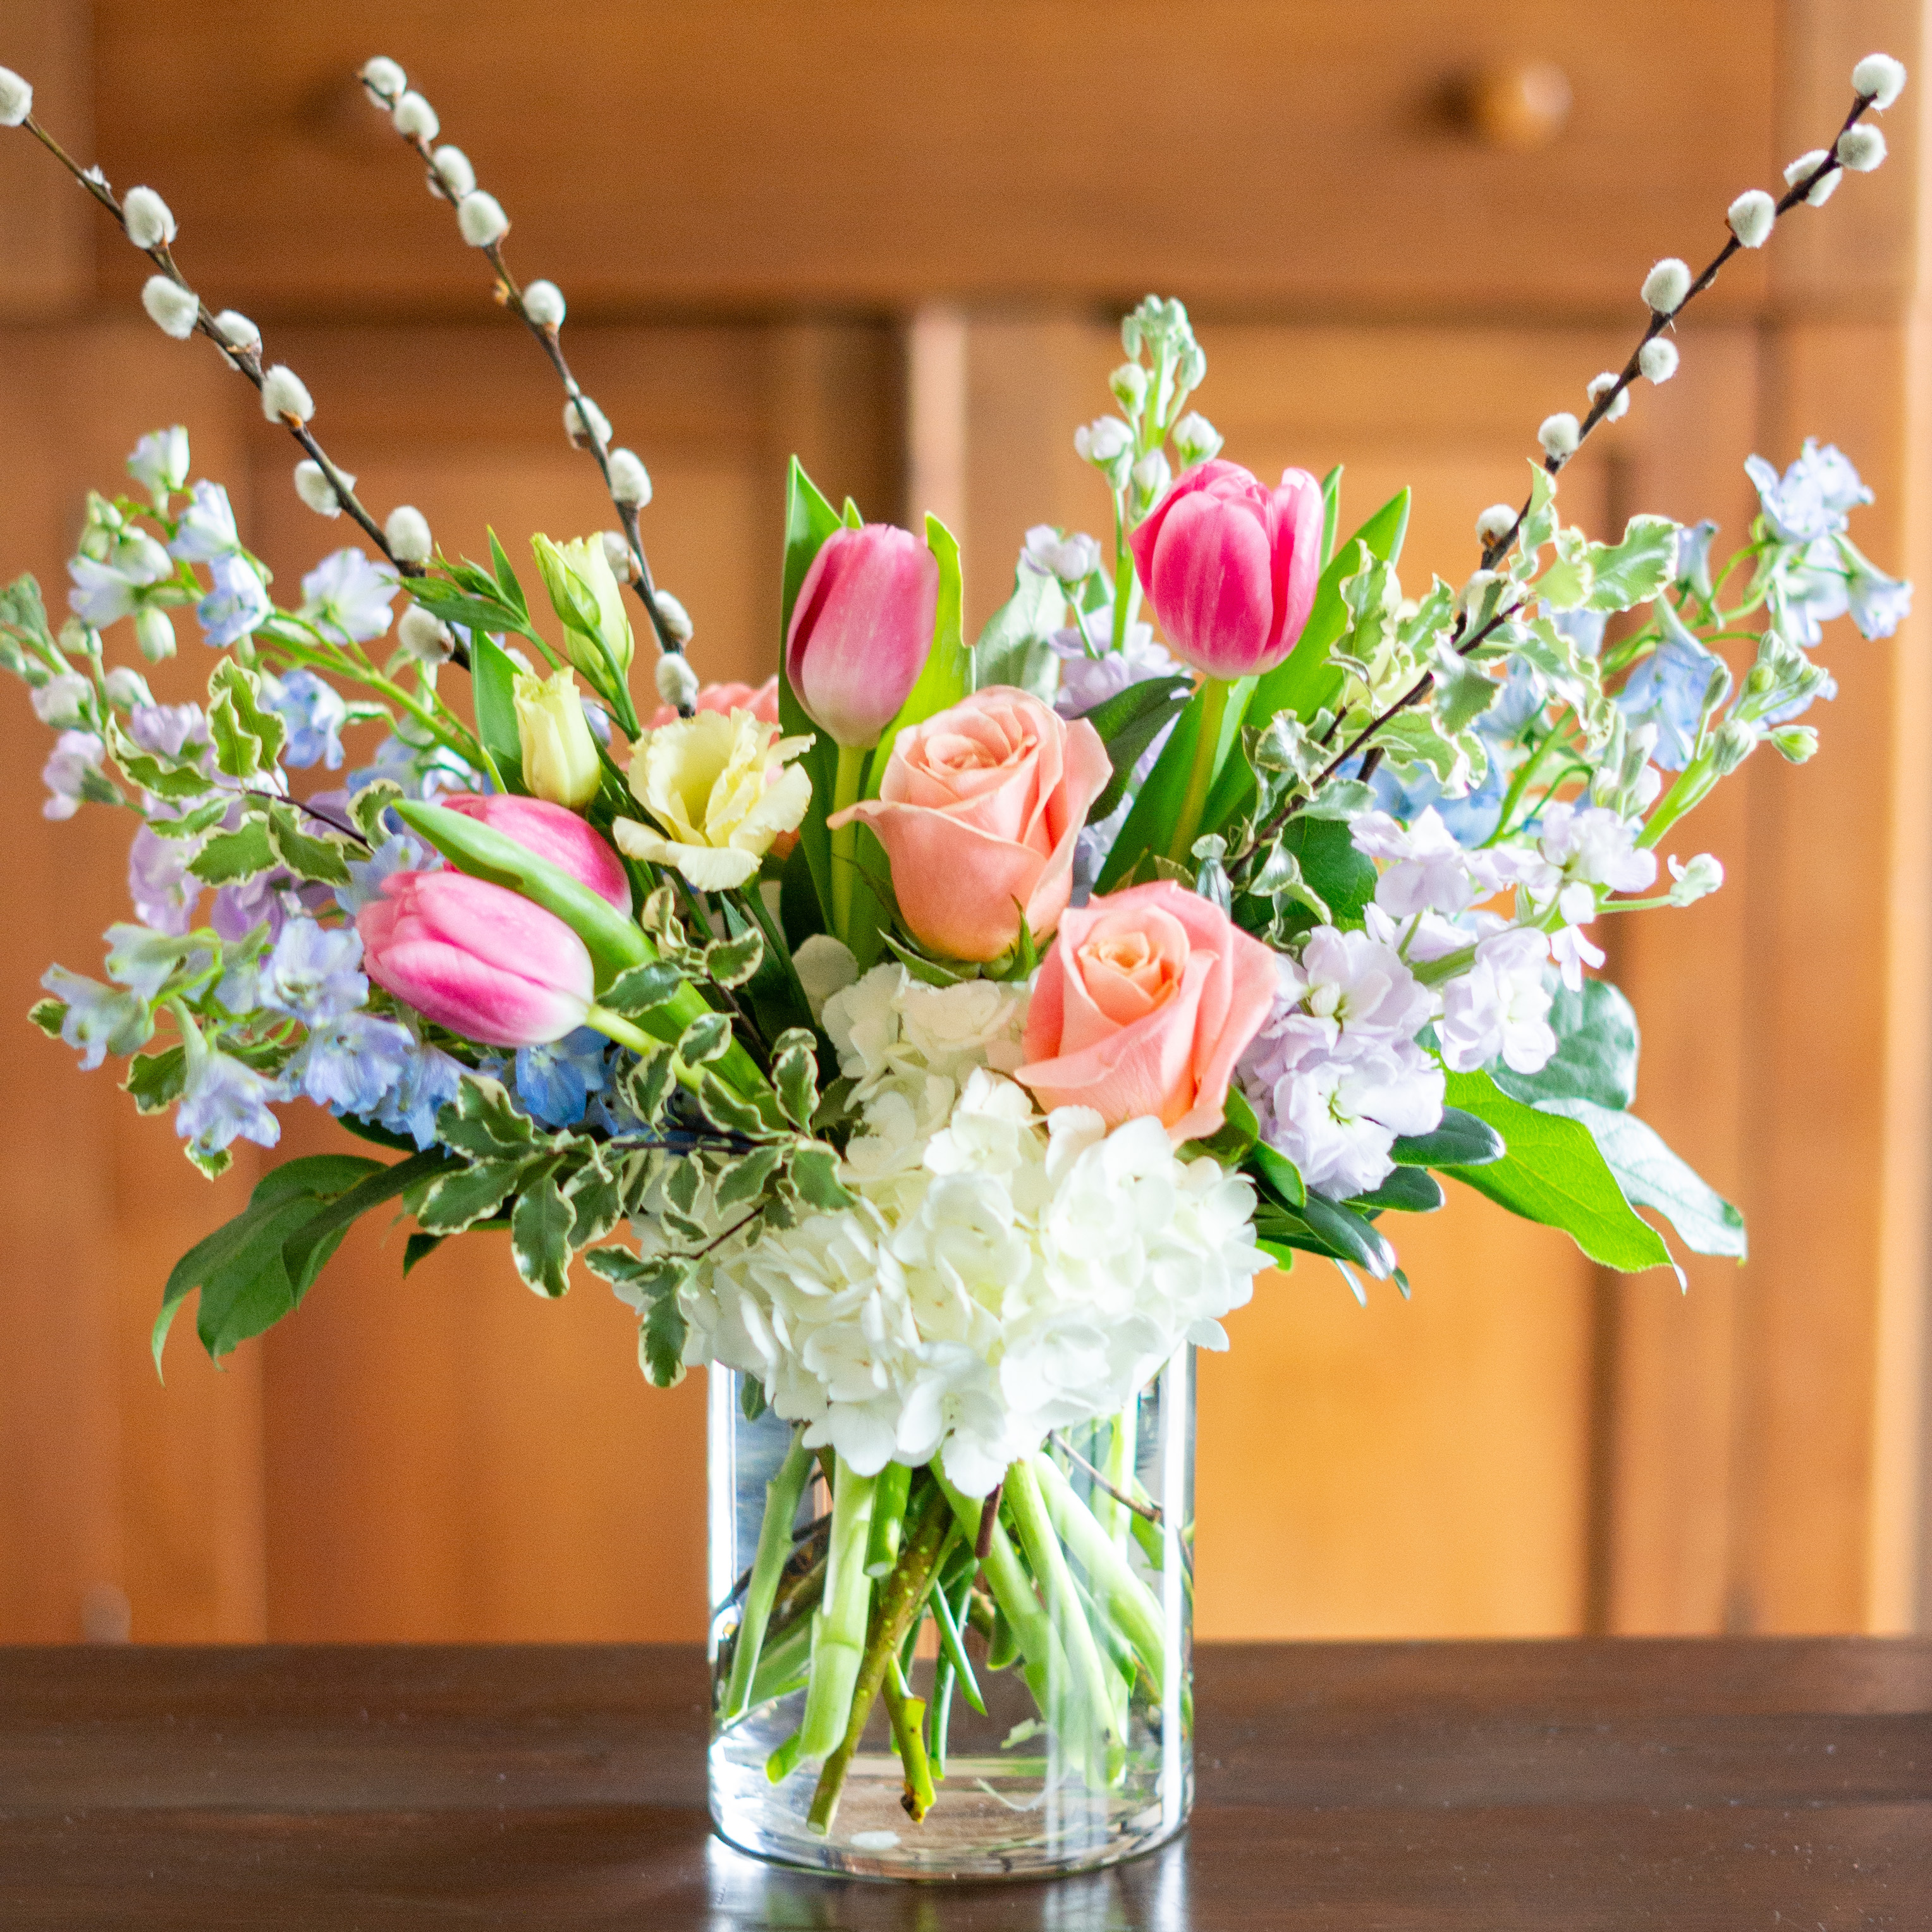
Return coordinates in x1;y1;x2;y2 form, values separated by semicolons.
0;3;92;317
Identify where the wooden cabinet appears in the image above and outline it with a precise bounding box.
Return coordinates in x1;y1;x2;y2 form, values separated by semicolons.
1;0;1925;1643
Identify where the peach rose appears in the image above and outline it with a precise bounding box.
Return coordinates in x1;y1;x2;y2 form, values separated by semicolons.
1013;881;1277;1143
829;687;1111;963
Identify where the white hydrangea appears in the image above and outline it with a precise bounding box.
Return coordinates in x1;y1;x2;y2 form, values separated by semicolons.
823;963;1031;1102
676;1067;1266;1496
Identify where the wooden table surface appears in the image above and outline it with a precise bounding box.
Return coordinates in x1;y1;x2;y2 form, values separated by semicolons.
1;1639;1927;1929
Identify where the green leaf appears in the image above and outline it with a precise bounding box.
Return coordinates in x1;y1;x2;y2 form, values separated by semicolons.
416;1159;528;1236
563;1154;624;1248
600;960;683;1018
771;1029;821;1132
1298;1192;1397;1277
1586;515;1679;613
1250;1137;1306;1209
700;1072;767;1135
207;661;286;781
487;528;530;619
1269;816;1377;931
1536;1097;1746;1259
1096;673;1257;894
704;928;765;990
402;1232;446;1275
716;1143;786;1209
468;633;527;793
973;563;1066;699
267;802;352;887
349;778;405;846
778;837;826;948
511;1168;577;1296
869;513;971;786
28;998;66;1040
641;1290;689;1388
436;1076;539;1158
1388;1106;1504;1167
1073;673;1192;824
1318;465;1343;567
1346;1168;1445;1214
1439;1070;1675;1275
678;1012;733;1068
189;816;275;886
778;458;847;920
278;1148;453;1301
1491;977;1640;1112
125;1045;188;1115
788;1143;853;1211
621;1044;678;1125
1185;1084;1261;1165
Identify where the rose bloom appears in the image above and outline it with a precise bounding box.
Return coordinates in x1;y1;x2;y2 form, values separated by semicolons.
1014;880;1276;1143
615;706;813;891
649;675;781;731
830;686;1111;963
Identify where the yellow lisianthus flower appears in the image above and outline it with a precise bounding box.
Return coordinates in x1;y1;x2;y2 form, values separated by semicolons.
614;707;813;891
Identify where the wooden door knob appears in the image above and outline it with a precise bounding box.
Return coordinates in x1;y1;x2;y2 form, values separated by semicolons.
1460;61;1573;150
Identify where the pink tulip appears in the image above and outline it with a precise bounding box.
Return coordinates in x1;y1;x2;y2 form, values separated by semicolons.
1129;460;1324;679
358;871;595;1048
441;792;632;915
785;525;938;747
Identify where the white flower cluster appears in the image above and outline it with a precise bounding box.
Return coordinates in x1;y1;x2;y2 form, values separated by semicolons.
668;967;1268;1495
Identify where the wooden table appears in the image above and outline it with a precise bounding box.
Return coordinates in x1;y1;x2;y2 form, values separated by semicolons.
1;1640;1926;1928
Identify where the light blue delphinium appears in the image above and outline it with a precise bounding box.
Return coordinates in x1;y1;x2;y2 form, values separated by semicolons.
1616;606;1728;771
1672;519;1720;602
168;480;244;562
126;427;190;504
257;917;367;1024
197;553;272;648
302;549;396;645
40;964;152;1070
176;1046;281;1156
1840;539;1912;639
346;734;478;803
284;1010;419;1115
373;1041;467;1149
511;1027;611;1128
1744;440;1871;545
103;922;202;1001
335;832;433;917
267;669;350;769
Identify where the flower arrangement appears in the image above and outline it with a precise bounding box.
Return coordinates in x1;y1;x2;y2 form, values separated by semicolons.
0;45;1914;1868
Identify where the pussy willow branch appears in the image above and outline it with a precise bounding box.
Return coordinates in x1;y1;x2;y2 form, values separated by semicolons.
376;109;686;661
15;116;423;590
1476;86;1881;574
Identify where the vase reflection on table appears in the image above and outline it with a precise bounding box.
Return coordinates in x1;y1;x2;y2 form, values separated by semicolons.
707;1354;1194;1880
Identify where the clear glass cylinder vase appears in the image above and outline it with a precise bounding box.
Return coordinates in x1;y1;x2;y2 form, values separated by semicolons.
706;1348;1195;1881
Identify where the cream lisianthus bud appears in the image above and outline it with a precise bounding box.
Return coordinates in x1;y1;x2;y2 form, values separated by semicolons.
1785;150;1840;204
1837;125;1886;171
1641;257;1692;314
530;533;634;678
1727;189;1776;248
260;364;315;423
0;66;33;126
599;530;635;582
104;666;152;711
294;458;349;516
563;395;610;448
1109;363;1149;412
386;504;433;565
359;56;405;103
397;605;454;664
607;448;652;506
523;279;566;328
140;275;199;340
1853;53;1907;109
651;590;694;647
214;309;260;356
1638;338;1679;384
616;708;814;891
1538;412;1580;458
1666;852;1723;904
1132;449;1171;503
456;190;509;247
514;668;603;810
134;605;176;663
429;144;475;199
1587;372;1630;422
391;90;439;142
654;651;700;711
122;186;177;250
1171;410;1224;467
1474;503;1517;546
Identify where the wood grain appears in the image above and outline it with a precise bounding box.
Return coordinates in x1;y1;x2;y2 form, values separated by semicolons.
81;0;1783;317
0;1640;1923;1928
0;2;91;317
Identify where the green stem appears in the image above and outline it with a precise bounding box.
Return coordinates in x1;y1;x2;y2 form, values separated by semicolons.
798;1455;877;1765
881;1657;937;1822
1101;1408;1135;1556
1002;1462;1127;1784
719;1431;814;1726
828;742;868;945
1029;1452;1168;1703
582;1004;659;1055
925;1552;986;1715
864;1461;912;1578
1110;545;1135;653
1638;758;1718;850
805;1486;952;1836
1168;676;1230;864
936;1469;1060;1711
